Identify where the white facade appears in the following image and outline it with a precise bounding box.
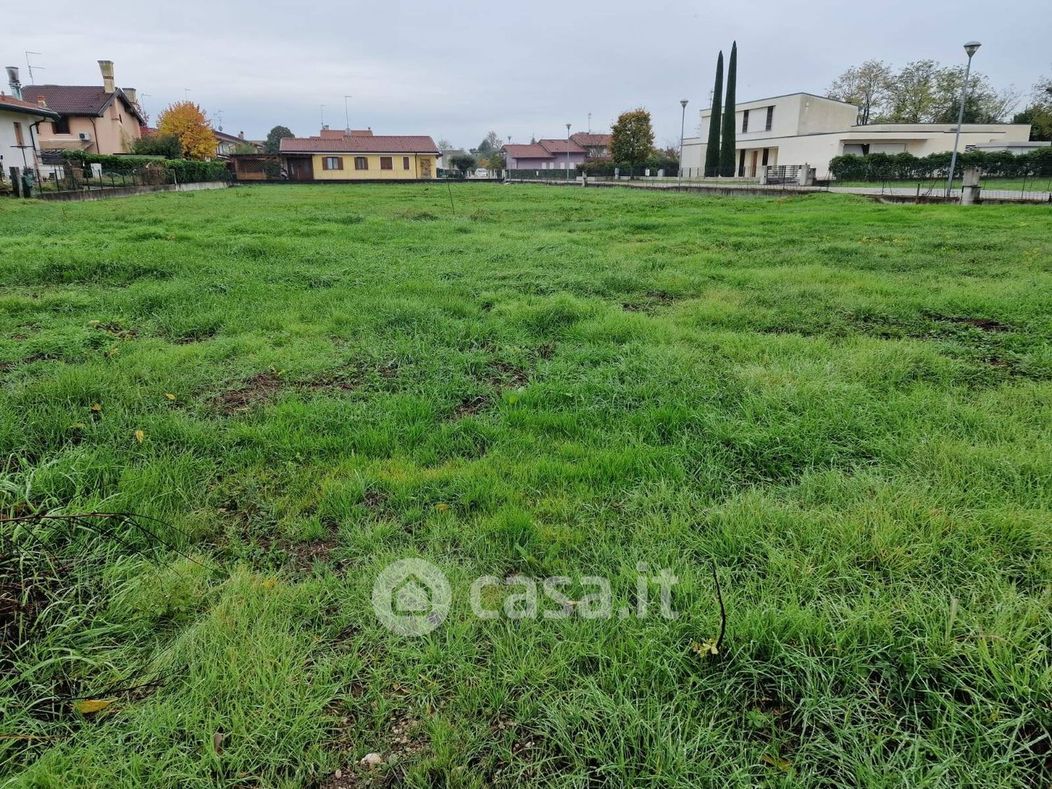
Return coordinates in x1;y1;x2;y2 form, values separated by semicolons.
0;100;58;177
681;92;1033;178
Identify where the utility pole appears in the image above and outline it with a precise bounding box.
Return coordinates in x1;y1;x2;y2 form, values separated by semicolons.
566;123;571;181
320;104;326;128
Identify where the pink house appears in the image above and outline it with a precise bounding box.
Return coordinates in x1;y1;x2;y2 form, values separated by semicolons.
504;133;611;170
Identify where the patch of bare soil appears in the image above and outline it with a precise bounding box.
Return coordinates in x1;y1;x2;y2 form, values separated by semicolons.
924;312;1012;332
321;705;430;788
212;372;285;413
622;290;678;314
449;359;533;421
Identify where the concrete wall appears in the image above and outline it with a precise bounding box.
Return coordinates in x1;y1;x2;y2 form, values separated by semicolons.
309;153;439;180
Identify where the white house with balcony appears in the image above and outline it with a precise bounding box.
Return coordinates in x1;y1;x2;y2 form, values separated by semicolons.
681;92;1033;179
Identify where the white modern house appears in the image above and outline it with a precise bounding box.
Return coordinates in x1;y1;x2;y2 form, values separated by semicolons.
680;92;1033;179
1;79;61;180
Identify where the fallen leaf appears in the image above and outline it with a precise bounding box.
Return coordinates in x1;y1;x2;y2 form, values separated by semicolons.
434;503;450;512
134;429;145;444
73;699;114;715
762;753;791;771
213;731;225;755
90;403;103;413
164;392;177;401
690;639;719;657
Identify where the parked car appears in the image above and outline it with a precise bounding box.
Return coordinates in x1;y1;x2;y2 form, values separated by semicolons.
473;168;489;178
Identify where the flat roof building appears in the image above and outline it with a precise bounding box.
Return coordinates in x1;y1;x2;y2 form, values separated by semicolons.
681;92;1033;178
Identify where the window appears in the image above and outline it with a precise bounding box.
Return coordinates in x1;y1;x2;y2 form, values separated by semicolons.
765;106;774;131
354;156;368;170
403;156;410;170
380;156;393;170
761;148;770;166
13;122;24;146
741;109;750;133
54;116;70;134
322;156;344;170
737;149;746;177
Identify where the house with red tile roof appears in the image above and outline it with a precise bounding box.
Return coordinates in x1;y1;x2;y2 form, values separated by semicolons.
214;129;263;158
279;127;441;180
21;60;145;155
503;133;612;171
0;90;61;177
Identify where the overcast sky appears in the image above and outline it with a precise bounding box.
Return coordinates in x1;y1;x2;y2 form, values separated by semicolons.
6;0;1050;148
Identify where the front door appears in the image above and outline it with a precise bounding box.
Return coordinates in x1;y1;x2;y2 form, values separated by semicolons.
288;157;314;181
419;157;432;179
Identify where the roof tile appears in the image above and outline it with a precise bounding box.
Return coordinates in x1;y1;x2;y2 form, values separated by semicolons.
281;135;440;154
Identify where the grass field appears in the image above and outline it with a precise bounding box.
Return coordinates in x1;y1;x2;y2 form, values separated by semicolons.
1;184;1050;787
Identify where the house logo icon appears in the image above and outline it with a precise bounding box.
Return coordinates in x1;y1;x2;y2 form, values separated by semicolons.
371;558;451;636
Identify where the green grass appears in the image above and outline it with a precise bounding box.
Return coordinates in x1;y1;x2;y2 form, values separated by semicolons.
1;184;1050;787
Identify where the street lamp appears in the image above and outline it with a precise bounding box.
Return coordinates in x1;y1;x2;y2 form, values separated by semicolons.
344;95;352;131
946;40;981;197
566;122;571;181
678;99;689;183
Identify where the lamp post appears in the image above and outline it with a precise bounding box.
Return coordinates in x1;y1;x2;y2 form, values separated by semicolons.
566;122;571;181
679;99;689;183
946;40;981;198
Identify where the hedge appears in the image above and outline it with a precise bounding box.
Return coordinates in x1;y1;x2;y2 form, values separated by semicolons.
578;158;679;177
830;148;1052;182
60;151;229;182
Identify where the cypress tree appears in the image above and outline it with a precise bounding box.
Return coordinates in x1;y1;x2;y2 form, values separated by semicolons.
719;41;738;177
703;51;723;178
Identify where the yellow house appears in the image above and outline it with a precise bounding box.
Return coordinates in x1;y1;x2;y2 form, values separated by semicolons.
280;128;441;181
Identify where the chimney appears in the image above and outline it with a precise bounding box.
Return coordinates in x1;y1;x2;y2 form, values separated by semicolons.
98;60;115;93
123;87;137;105
5;66;20;99
37;96;47;108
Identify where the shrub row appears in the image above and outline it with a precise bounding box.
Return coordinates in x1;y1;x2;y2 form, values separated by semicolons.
830;148;1052;181
61;151;229;182
579;157;679;177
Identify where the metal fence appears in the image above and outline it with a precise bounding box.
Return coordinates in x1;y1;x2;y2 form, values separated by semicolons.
4;162;232;198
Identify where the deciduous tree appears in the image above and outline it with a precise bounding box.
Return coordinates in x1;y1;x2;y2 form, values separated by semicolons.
264;125;294;154
610;108;654;167
157;102;216;160
826;60;893;124
1013;74;1052;141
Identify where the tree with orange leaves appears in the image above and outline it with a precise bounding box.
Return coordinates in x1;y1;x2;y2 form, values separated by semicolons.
156;101;216;160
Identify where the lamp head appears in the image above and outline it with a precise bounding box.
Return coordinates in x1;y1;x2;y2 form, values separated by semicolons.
681;99;689;108
963;41;981;57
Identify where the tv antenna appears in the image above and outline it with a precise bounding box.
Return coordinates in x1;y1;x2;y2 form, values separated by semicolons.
25;51;43;83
